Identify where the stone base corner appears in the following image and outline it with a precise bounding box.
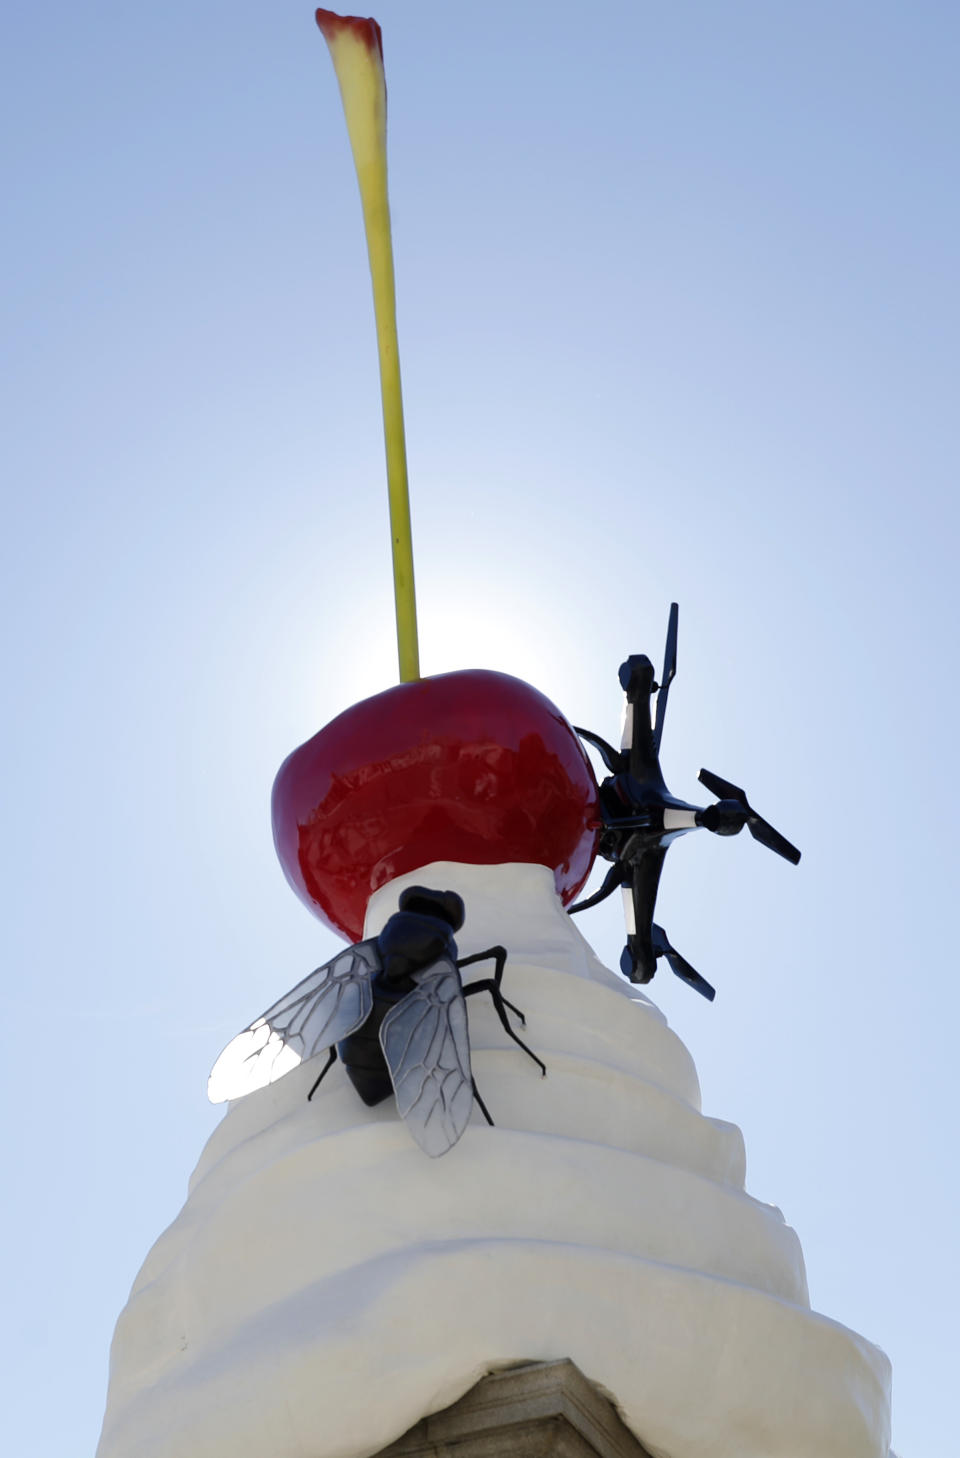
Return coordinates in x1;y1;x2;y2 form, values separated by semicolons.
375;1359;655;1458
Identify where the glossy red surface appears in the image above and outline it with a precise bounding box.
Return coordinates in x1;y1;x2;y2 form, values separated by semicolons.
272;669;601;942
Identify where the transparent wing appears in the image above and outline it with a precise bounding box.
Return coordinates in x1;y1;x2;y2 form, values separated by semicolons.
208;942;378;1103
379;958;474;1157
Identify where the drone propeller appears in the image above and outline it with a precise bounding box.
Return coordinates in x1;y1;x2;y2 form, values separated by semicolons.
652;602;678;753
698;768;801;865
651;924;715;1001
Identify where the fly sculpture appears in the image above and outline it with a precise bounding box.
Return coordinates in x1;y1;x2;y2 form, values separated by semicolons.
208;886;545;1157
571;604;801;1000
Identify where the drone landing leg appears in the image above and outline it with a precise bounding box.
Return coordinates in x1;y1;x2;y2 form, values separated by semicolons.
306;1047;338;1101
568;860;625;916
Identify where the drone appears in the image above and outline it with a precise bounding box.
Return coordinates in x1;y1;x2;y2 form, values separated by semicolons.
570;603;800;1000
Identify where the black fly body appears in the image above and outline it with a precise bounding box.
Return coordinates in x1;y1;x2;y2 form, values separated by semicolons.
209;886;544;1157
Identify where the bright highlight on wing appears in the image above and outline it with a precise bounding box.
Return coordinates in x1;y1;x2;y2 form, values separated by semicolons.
207;945;378;1103
208;1020;303;1103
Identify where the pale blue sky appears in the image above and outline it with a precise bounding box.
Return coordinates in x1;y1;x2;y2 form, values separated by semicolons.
2;4;957;1455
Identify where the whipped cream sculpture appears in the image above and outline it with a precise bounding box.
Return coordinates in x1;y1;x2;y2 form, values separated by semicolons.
98;857;894;1458
96;14;894;1458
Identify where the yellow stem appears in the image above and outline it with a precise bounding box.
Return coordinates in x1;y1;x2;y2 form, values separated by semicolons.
317;13;420;682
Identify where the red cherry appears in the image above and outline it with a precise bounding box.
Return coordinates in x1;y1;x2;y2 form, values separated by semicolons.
272;669;601;942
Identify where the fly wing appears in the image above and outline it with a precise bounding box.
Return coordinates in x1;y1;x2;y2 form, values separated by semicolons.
208;941;378;1103
379;958;474;1157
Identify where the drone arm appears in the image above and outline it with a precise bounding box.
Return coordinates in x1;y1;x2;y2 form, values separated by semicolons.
695;801;746;837
619;850;665;983
616;655;668;785
663;807;699;831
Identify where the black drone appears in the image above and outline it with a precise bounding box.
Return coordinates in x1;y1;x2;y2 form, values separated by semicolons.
570;604;800;1000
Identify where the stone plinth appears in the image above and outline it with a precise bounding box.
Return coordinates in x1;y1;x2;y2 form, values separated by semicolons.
377;1360;654;1458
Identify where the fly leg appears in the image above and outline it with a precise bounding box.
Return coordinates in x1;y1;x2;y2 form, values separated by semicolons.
457;946;524;1022
460;946;546;1077
471;1079;495;1126
306;1046;338;1101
